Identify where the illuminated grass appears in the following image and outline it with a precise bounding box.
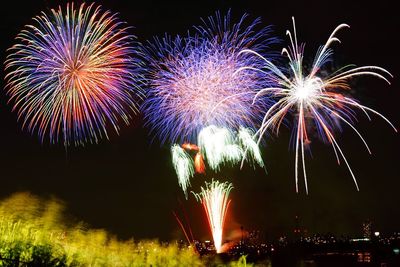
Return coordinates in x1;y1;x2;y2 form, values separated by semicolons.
0;193;253;266
0;193;201;266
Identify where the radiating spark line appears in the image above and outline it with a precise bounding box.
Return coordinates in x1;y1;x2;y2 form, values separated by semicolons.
238;127;264;168
171;144;194;198
198;126;240;171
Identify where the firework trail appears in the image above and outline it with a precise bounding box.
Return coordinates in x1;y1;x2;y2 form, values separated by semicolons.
141;11;276;144
238;127;264;168
172;198;196;246
171;145;195;198
193;180;233;253
5;3;143;146
197;125;264;171
237;17;396;193
197;125;242;171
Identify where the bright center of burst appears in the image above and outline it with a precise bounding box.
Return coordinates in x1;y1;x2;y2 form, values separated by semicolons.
293;77;322;102
63;61;87;87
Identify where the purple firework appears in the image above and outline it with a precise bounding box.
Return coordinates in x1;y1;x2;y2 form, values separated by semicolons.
141;11;277;144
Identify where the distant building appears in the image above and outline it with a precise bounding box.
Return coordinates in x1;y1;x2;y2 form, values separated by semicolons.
362;220;372;240
292;215;308;240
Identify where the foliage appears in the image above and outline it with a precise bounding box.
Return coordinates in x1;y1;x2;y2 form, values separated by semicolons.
0;193;252;266
0;193;201;266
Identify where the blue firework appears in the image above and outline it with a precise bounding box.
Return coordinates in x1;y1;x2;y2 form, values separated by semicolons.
141;11;277;144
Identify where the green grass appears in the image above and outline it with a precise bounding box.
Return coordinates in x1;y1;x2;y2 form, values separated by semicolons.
0;192;250;267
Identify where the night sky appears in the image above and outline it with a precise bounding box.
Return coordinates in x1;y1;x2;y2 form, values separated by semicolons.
0;0;399;241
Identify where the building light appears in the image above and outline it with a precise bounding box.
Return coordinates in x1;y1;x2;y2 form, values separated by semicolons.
350;238;370;242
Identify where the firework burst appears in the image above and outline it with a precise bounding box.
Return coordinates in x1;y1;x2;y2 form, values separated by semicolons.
193;180;233;253
172;125;263;197
197;125;242;171
142;11;276;144
238;17;396;193
4;3;143;146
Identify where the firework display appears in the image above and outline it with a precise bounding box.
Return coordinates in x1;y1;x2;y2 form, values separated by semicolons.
193;180;233;253
236;17;396;193
4;3;143;146
142;11;275;144
0;2;398;265
142;11;273;197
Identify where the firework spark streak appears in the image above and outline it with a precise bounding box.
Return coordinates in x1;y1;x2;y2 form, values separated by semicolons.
5;3;143;146
197;126;242;171
171;144;194;198
193;180;233;253
197;126;264;171
142;11;275;144
172;125;264;196
238;127;264;168
237;17;396;193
